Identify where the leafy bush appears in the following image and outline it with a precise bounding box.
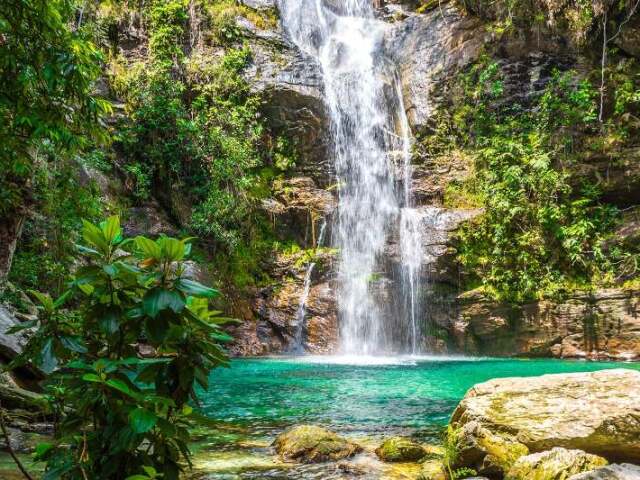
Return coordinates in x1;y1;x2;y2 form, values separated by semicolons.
429;60;629;301
10;216;233;479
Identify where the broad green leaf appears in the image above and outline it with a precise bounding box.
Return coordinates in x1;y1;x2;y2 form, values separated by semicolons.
82;373;103;383
142;466;157;477
53;290;72;309
40;338;58;373
136;236;161;259
82;220;108;252
29;290;54;313
101;215;121;244
176;279;219;298
99;309;120;335
143;288;185;318
75;243;100;256
103;263;118;277
34;442;54;460
60;336;87;353
159;237;185;262
129;407;157;434
106;378;139;399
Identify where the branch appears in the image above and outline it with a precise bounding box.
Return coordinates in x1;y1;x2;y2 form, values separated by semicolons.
0;404;34;480
608;0;640;43
599;0;640;122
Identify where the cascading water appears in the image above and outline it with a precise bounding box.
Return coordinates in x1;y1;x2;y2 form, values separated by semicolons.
279;0;426;355
292;220;327;354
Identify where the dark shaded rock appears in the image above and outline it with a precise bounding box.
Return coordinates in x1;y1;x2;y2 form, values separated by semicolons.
123;202;178;238
273;425;362;463
0;372;46;412
454;421;529;476
263;177;336;247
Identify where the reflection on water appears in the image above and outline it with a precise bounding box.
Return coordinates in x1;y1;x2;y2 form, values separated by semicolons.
191;357;640;479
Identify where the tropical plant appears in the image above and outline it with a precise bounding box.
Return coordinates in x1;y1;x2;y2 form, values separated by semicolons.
9;216;234;479
0;0;110;288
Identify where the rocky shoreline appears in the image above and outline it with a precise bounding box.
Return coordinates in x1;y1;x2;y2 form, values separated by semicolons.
269;368;640;480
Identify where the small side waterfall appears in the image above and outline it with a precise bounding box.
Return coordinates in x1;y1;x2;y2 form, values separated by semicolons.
292;220;327;353
279;0;426;355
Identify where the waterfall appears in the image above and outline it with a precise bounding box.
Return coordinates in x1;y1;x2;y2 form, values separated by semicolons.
292;220;327;353
279;0;424;355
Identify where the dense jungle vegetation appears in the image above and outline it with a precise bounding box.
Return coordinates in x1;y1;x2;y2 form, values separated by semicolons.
422;0;640;301
1;0;639;477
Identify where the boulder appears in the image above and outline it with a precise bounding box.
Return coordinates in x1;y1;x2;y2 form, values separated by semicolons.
505;448;607;480
450;369;640;463
273;425;362;463
0;372;45;411
0;306;29;361
375;436;427;462
568;463;640;480
455;421;529;476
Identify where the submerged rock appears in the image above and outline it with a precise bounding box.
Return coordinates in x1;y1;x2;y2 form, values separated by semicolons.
273;425;362;463
505;448;607;480
375;436;426;462
568;463;640;479
450;369;640;463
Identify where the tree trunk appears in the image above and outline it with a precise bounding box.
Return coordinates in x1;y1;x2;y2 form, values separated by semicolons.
0;213;25;290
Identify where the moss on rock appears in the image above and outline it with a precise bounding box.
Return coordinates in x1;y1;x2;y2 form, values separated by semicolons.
506;447;608;480
375;436;427;462
272;425;362;463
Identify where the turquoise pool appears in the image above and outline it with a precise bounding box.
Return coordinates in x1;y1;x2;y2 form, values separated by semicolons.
189;356;640;479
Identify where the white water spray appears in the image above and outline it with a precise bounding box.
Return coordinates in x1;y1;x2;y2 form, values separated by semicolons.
279;0;425;354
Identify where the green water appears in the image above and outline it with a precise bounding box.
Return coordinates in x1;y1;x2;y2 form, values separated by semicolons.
190;356;640;479
3;357;638;479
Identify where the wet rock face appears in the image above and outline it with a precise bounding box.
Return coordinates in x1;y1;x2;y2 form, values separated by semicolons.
452;288;640;360
228;248;338;356
385;5;486;131
246;19;332;188
273;425;362;463
451;369;640;463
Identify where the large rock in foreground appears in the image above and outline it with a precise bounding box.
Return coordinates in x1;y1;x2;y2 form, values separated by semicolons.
273;425;362;463
506;448;607;480
451;369;640;464
568;463;640;479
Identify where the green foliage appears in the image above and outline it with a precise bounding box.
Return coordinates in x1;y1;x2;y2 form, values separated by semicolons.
10;216;233;479
9;154;103;295
430;60;630;301
206;0;278;44
441;425;477;480
0;0;110;217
